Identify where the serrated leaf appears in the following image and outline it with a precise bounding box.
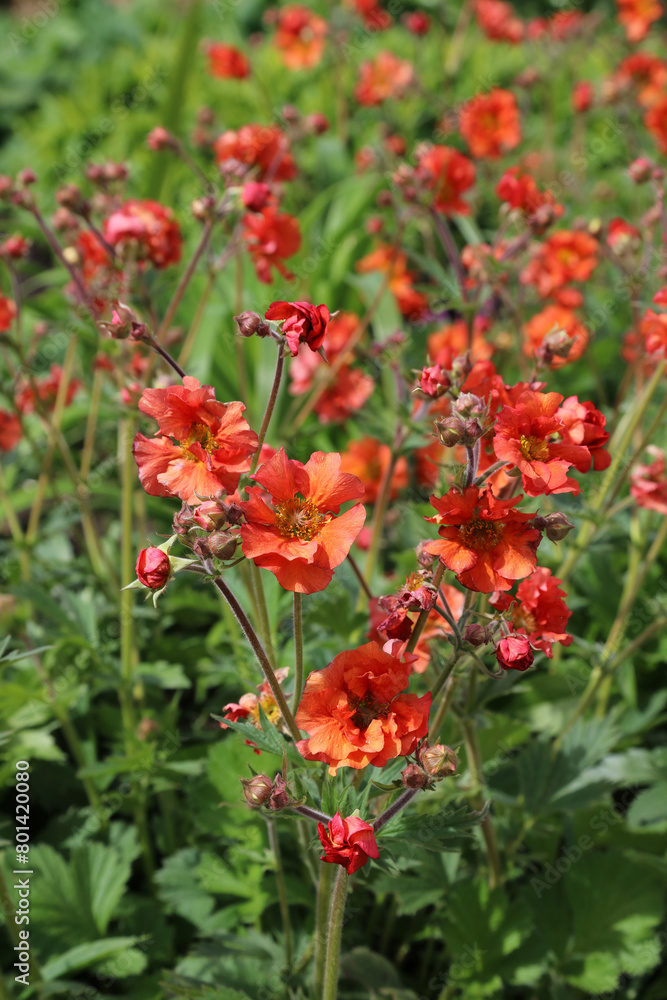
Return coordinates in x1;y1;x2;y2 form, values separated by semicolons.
40;936;141;980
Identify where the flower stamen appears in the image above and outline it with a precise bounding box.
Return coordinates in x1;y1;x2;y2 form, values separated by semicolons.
275;496;325;541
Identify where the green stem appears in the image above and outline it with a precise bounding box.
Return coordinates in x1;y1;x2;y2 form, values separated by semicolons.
250;342;285;475
267;819;293;972
322;867;349;1000
461;717;502;889
429;675;459;742
292;592;304;714
249;561;277;668
155;220;213;344
314;861;334;996
119;417;137;735
212;575;302;741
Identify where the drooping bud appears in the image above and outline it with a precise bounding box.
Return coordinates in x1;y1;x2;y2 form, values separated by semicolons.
533;511;575;543
463;622;493;647
240;774;273;808
267;773;291;811
234;311;271;338
496;633;534;672
419;364;450;398
401;763;430;789
536;327;575;366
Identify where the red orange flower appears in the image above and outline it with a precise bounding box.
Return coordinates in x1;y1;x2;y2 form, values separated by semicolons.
239;448;365;594
428;319;494;364
523;305;589;368
415;146;476;215
0;294;17;332
104;200;182;269
614;53;667;107
214;124;296;181
474;0;524;43
205;42;250;79
318;813;380;873
356;243;427;318
339;437;409;504
495;633;534;671
15;364;81;415
635;308;667;357
265;300;330;357
557;396;610;471
630;446;667;514
274;5;328;70
572;81;593;113
133;377;258;505
355;51;414;106
646;95;667;153
295;641;431;773
491;567;573;657
243;207;301;283
459;89;521;160
0;410;21;452
424;486;541;592
492;390;591;496
521;230;598;299
616;0;663;42
496;167;563;222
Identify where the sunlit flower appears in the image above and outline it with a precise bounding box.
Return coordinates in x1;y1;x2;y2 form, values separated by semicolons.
214;124;296;181
318;813;380;873
459;89;521;159
496;166;563;222
295;640;431;773
274;5;328;70
556;396;611;471
239;448;365;594
205;42;250;79
355;51;414;106
265;300;330;357
491;567;572;657
133;377;258;505
424;485;541;592
492;390;591;496
104;199;182;268
415;145;476;215
339;436;409;504
495;632;534;671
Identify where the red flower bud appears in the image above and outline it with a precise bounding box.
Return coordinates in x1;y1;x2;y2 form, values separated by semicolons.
136;547;171;589
496;633;534;671
242;182;272;212
417;742;458;778
240;774;273;807
234;311;271;338
401;763;430;789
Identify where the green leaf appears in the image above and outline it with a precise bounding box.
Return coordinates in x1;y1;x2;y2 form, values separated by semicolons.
40;936;141;980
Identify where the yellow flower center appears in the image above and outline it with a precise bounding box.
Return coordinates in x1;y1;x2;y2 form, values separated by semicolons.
519;435;550;462
250;694;281;728
275;497;325;541
459;516;501;549
513;607;537;633
183;422;216;459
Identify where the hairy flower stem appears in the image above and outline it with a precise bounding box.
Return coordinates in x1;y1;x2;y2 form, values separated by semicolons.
373;788;419;832
406;562;446;653
249;562;277;668
213;575;302;742
322;867;349;1000
294;805;332;824
155;218;214;344
250;342;285;475
29;204;100;322
347;551;374;600
292;592;304;714
314;861;334;996
429;675;459;742
267;819;293;972
558;360;665;585
461;716;502;889
146;334;187;379
430;648;465;703
119;417;137;736
431;209;467;302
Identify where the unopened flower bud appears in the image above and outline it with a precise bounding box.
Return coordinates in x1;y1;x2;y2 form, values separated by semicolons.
147;126;178;151
137;717;159;740
17;168;37;186
629;158;652;184
242;182;272;212
496;633;533;672
0;176;14;199
534;511;574;542
401;763;430;789
434;416;464;448
376;190;393;207
305;112;329;134
56;184;88;214
234;311;271;338
464;622;493;646
536;327;575;365
418;742;458;778
267;773;291;811
191;197;216;221
208;531;238;560
453;392;486;420
136;547;171;589
240;774;273;807
281;104;300;124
